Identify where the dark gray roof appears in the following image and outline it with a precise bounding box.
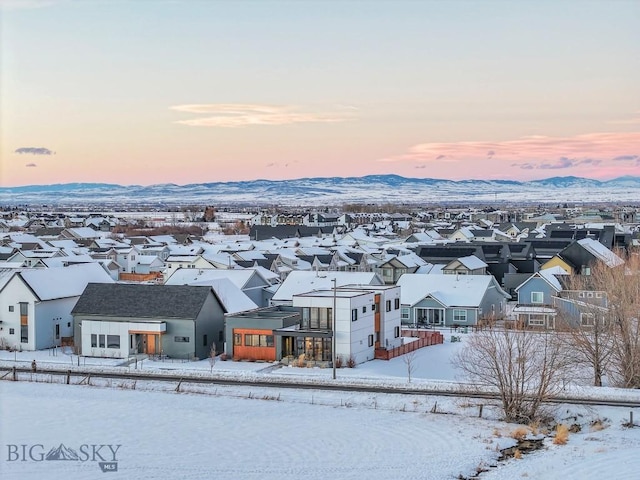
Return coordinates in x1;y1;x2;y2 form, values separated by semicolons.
72;283;214;319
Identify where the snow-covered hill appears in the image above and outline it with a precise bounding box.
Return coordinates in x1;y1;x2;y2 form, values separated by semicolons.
2;175;639;205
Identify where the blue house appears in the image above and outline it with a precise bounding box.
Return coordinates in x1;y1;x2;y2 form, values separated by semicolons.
512;267;565;329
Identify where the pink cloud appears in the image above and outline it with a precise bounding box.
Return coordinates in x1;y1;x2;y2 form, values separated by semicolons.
380;131;639;170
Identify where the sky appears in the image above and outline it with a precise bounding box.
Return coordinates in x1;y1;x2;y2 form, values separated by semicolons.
1;0;638;187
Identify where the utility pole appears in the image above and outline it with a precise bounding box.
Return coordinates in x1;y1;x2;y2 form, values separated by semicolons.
332;277;337;380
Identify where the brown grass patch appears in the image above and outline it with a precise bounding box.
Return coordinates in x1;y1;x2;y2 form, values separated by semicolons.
553;424;569;445
510;426;529;441
513;449;522;459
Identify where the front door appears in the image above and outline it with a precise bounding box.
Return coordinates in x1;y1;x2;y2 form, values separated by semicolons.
146;334;156;355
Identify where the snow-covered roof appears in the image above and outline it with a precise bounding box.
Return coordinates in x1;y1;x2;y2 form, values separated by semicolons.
166;255;201;262
512;305;557;314
12;263;114;301
577;238;624;268
165;268;260;290
189;277;257;314
136;255;163;266
149;235;179;244
233;250;267;261
41;255;95;268
456;255;488;270
251;265;280;283
271;271;384;303
397;273;509;307
538;267;568;290
66;227;102;239
47;239;80;250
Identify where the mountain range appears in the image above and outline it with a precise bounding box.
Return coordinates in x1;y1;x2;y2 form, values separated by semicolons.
1;175;639;206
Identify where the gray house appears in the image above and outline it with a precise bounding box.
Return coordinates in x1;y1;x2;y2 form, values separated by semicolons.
72;283;226;359
397;273;510;327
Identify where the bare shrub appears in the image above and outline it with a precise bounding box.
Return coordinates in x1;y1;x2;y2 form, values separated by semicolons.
403;350;417;383
590;419;607;432
334;355;343;368
346;355;356;368
452;328;568;424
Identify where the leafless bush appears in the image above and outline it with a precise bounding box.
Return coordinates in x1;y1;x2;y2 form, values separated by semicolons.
452;328;568;424
346;355;356;368
403;350;417;383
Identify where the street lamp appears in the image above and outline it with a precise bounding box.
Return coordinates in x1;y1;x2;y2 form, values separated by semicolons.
332;277;337;380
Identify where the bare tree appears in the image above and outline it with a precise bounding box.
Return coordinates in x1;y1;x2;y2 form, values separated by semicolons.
403;350;417;383
453;327;567;424
593;253;640;388
554;272;615;387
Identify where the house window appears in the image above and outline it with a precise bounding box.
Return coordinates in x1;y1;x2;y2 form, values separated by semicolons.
351;309;358;322
107;335;120;348
233;333;242;346
67;322;71;327
595;292;603;298
362;306;366;314
203;334;208;347
580;313;595;327
394;326;400;338
55;324;60;339
531;292;544;304
99;334;105;348
371;304;376;311
9;328;14;335
8;305;13;312
266;335;274;347
21;325;28;343
174;336;190;343
386;300;391;312
453;310;467;323
91;334;97;348
394;298;400;310
368;334;374;347
401;308;409;320
528;314;545;326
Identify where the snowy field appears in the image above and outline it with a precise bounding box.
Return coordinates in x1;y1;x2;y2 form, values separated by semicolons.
2;331;640;479
2;380;640;480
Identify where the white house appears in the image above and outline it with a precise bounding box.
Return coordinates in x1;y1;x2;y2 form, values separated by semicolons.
0;263;114;351
270;271;385;306
289;284;402;365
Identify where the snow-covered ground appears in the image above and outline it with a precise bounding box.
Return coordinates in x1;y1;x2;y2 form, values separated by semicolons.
2;330;640;479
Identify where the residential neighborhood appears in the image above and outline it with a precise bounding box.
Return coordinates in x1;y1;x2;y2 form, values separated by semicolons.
0;203;638;367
